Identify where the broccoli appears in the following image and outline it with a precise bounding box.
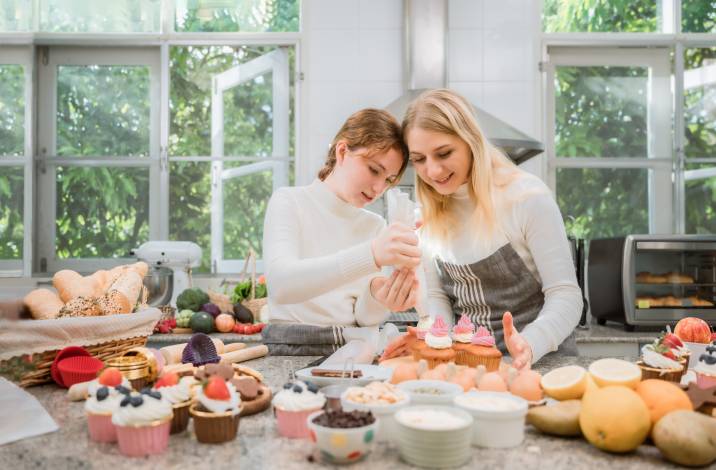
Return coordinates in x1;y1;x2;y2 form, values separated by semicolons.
176;288;209;312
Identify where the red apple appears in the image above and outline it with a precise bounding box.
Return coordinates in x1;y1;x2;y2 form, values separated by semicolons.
674;317;712;344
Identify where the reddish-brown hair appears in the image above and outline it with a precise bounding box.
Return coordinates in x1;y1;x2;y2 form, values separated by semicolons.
318;108;409;181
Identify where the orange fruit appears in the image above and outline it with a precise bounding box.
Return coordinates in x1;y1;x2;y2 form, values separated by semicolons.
541;365;587;400
635;379;693;425
588;358;642;389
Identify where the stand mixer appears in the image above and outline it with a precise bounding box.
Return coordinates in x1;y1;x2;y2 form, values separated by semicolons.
131;241;203;307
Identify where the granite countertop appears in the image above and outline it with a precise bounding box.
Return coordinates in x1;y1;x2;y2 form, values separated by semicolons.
0;354;681;470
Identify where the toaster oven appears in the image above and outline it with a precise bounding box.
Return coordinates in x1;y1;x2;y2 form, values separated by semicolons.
588;235;716;329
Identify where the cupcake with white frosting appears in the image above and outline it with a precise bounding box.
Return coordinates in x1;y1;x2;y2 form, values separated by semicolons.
637;342;685;382
112;390;173;457
419;317;456;369
695;343;716;388
273;380;325;439
190;375;243;443
153;371;196;434
84;384;126;443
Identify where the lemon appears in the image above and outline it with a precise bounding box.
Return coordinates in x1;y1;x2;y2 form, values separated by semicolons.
579;386;650;453
540;365;587;401
588;358;642;389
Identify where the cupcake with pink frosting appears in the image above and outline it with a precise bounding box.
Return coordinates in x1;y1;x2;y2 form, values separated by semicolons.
452;315;476;366
459;326;502;371
419;317;456;369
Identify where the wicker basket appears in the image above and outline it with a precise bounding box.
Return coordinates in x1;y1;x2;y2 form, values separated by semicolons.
0;308;160;387
238;249;267;321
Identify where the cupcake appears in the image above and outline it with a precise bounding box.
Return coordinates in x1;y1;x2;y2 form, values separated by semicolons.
86;367;131;398
410;316;434;360
637;342;685;382
420;317;456;369
695;344;716;388
455;327;502;371
190;375;243;443
273;380;326;439
154;371;195;434
451;315;474;366
112;390;173;457
657;332;690;368
84;384;126;443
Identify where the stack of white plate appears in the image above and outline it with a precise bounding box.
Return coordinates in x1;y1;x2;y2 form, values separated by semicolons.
394;405;473;468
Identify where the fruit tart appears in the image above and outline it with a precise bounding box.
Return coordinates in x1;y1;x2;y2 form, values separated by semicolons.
637;340;685;382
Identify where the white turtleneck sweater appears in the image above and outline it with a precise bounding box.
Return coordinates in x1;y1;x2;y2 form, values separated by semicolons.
262;179;388;326
422;173;583;363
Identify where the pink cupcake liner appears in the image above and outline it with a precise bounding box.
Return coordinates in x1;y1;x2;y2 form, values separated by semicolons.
696;372;716;389
115;420;171;457
275;407;321;439
86;412;116;443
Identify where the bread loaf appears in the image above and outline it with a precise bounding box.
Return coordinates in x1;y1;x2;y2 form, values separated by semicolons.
97;289;132;315
23;288;64;320
108;271;143;307
53;270;102;302
58;296;101;318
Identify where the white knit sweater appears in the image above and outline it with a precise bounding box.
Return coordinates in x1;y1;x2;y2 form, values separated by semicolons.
262;179;389;326
422;173;583;363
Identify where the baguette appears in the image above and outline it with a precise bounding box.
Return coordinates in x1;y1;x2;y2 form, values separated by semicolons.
53;270;102;302
108;271;143;307
97;289;132;315
23;288;64;320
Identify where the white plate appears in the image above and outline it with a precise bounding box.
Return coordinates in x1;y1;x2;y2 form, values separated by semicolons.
295;364;393;387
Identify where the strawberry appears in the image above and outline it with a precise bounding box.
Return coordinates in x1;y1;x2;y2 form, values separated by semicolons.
662;333;684;349
154;371;179;389
662;349;677;360
204;376;230;400
98;367;124;387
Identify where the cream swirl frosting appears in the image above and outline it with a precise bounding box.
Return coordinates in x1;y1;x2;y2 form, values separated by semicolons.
415;316;435;340
425;316;452;349
111;393;173;427
471;326;496;347
155;376;194;405
452;314;475;343
641;344;682;370
695;352;716;376
196;382;242;415
87;377;130;397
85;388;122;415
272;380;325;412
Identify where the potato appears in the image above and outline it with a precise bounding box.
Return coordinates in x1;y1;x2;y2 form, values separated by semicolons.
526;399;582;437
652;410;716;467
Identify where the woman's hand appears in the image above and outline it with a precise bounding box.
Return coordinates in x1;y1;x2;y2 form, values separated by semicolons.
380;326;418;361
502;311;533;370
370;269;418;312
371;222;421;269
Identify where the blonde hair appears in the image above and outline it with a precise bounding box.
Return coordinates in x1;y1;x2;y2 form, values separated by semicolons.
318;108;409;181
402;89;522;241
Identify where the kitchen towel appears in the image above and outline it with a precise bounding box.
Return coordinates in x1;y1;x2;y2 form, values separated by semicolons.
0;377;58;445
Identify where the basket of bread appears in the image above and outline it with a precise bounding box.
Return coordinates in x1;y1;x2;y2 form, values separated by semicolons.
0;262;161;387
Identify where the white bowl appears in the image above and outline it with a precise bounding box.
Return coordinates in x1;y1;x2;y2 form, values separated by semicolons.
453;391;528;448
295;365;393;387
307;410;379;464
394;405;473;468
340;388;410;443
396;380;463;405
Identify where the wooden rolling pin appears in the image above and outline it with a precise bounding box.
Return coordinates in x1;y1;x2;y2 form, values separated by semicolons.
219;345;268;364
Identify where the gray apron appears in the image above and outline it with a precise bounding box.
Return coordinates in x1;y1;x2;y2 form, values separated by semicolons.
436;242;577;357
261;324;346;356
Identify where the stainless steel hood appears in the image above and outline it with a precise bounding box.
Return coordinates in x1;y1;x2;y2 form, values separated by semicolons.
385;0;544;165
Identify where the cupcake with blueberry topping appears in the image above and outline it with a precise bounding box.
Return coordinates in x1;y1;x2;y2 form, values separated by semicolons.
112;389;173;457
273;380;326;439
190;375;243;443
84;382;127;443
695;343;716;388
86;367;131;398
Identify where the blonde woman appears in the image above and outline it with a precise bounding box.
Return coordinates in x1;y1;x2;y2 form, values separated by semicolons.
263;109;420;342
383;89;582;369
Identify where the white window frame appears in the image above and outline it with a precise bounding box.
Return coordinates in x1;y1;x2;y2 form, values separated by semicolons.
543;46;674;234
35;46;161;273
0;46;33;277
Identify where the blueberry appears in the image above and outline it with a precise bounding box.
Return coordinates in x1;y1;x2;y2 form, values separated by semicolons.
131;395;144;407
149;391;162;401
283;382;293;390
120;395;131;407
96;387;109;401
292;385;303;393
306;383;319;394
140;387;152;395
116;385;130;395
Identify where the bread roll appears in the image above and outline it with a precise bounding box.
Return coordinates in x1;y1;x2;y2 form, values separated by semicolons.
58;296;101;317
108;271;143;307
664;272;694;284
23;288;64;320
53;270;102;302
97;289;131;315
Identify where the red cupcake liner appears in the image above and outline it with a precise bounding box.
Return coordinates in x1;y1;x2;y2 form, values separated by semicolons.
51;346;91;388
58;356;104;387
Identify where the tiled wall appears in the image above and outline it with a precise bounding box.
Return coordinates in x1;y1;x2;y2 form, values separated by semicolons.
299;0;544;185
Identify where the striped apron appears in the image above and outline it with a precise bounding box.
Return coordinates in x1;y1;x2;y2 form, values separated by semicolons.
436;242;577;356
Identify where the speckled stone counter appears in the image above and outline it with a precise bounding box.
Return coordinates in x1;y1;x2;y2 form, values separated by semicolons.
0;354;683;470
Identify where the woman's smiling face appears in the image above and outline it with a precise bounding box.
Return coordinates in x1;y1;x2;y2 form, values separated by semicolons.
406;127;472;195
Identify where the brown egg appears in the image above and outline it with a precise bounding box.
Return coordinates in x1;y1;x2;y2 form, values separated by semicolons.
420;366;446;381
478;371;508;392
390;362;419;384
509;369;543;402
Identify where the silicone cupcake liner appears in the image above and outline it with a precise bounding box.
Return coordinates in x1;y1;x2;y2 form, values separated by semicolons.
171;401;192;434
86;412;117;443
58;356;104;388
274;407;321;439
115;418;171;457
51;346;91;388
696;372;716;389
190;405;240;443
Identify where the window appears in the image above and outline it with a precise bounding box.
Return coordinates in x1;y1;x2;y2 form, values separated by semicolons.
0;1;300;276
543;1;716;239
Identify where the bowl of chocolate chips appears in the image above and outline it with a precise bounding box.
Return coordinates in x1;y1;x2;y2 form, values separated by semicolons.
307;409;378;464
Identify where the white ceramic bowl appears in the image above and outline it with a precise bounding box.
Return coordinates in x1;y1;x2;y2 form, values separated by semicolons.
296;365;393;387
307;410;379;464
396;380;463;405
394;405;473;468
453;391;528;448
340;388;410;443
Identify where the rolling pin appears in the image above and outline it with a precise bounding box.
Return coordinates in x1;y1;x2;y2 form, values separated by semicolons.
219;345;268;364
